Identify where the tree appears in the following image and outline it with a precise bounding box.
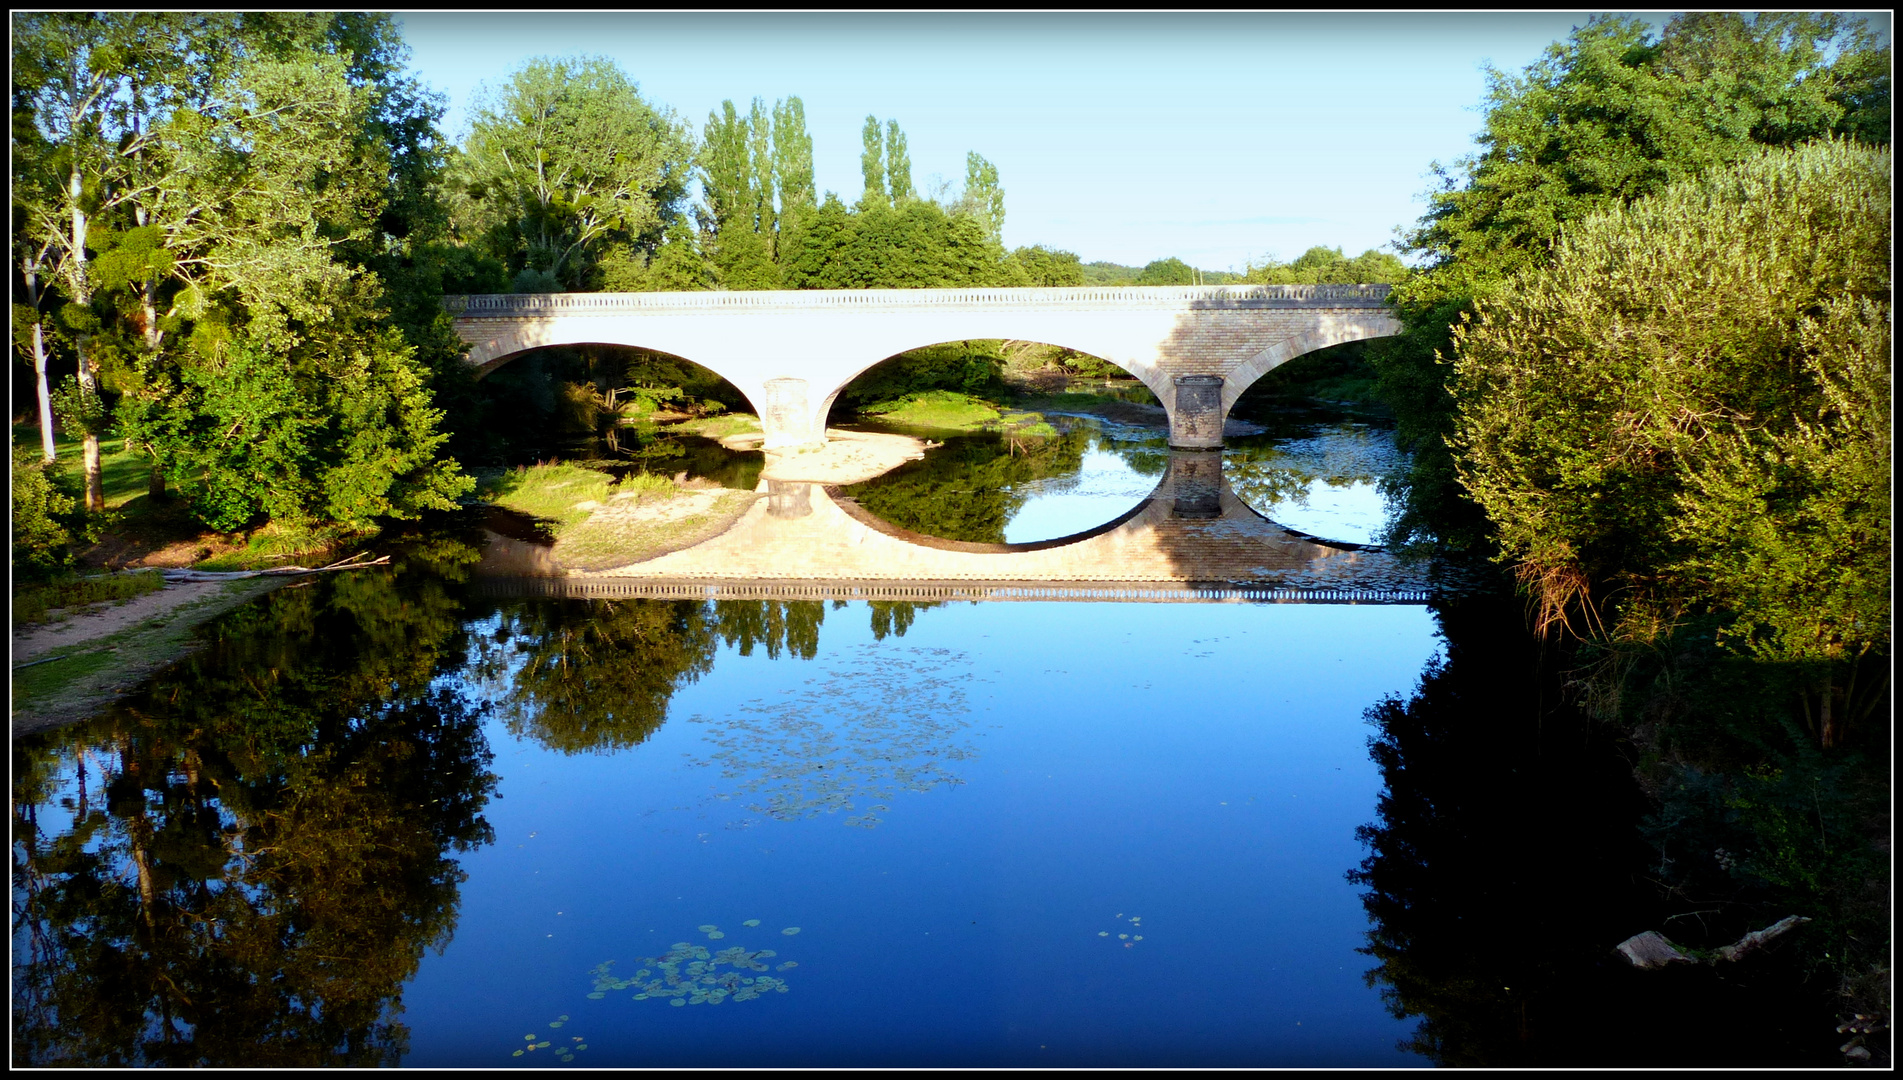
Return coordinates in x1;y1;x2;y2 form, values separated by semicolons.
1375;12;1891;553
953;152;1004;245
1448;139;1889;741
1245;246;1408;285
697;99;753;237
452;55;691;291
1008;245;1083;287
885;118;915;203
13;13;475;533
771;97;815;213
1136;257;1196;285
859;114;886;206
11;12;207;508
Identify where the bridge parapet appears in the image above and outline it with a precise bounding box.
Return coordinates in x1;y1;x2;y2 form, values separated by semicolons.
442;283;1392;317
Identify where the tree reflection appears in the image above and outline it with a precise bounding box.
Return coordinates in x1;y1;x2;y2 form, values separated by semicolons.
1350;593;1841;1067
477;597;721;754
839;428;1091;543
476;598;935;756
11;541;499;1067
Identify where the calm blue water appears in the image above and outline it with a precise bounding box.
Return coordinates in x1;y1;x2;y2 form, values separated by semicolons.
397;600;1437;1067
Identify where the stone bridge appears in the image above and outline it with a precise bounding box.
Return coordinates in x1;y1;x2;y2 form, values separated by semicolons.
473;451;1437;603
446;285;1400;450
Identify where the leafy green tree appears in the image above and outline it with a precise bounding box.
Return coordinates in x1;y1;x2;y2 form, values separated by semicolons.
1376;12;1891;552
770;97;815;213
1008;245;1084;287
885;118;915;203
953;152;1005;244
859;114;886;206
1245;246;1408;285
1449;139;1889;743
451;55;691;291
712;225;781;290
1136;257;1196;285
780;193;856;288
698;99;755;236
639;222;716;291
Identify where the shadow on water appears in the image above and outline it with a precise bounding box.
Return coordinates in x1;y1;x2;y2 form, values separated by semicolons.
1352;590;1846;1067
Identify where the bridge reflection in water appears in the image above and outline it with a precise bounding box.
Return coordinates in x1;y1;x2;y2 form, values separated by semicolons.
474;450;1436;603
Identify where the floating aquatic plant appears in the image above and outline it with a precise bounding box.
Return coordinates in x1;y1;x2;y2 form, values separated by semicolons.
685;644;978;829
590;929;798;1012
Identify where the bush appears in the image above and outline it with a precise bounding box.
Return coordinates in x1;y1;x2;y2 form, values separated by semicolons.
1449;139;1890;668
12;446;79;578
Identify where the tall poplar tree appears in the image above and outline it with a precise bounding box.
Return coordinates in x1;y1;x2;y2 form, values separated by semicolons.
860;115;886;206
885;119;915;203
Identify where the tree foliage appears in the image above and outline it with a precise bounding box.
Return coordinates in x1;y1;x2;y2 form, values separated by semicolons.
13;12;477;533
451;55;691;291
1376;12;1891;552
1449;139;1889;677
1245;246;1408;285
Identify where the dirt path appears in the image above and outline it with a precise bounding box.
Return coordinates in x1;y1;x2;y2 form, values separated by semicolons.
11;577;281;739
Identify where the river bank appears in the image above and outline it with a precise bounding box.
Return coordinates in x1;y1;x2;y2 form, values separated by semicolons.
11;575;282;738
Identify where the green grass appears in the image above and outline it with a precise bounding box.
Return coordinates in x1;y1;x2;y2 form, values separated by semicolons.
13;569;166;625
476;462;676;533
671;413;762;440
12;649;118;708
11;423;150;509
864;391;1004;432
10;577;280;729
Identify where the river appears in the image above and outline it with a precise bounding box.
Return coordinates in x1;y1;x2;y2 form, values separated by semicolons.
9;398;1841;1067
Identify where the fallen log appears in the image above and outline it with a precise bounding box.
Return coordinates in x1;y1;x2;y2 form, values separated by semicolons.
1614;916;1811;970
160;552;390;582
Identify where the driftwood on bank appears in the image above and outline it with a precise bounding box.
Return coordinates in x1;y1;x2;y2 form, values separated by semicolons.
1615;916;1811;970
159;552;390;583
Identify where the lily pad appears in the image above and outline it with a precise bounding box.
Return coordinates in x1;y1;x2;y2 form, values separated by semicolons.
697;924;719;933
707;930;726;939
781;927;801;936
743;919;761;927
670;999;685;1007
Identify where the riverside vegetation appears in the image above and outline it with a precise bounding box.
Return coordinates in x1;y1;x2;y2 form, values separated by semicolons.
10;10;1891;1067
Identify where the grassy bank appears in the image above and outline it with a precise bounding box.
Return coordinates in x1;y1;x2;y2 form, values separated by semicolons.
13;569;165;626
11;576;282;738
859;390;1057;437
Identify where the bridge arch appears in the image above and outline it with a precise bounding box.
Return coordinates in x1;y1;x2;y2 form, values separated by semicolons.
1219;314;1402;415
821;337;1173;428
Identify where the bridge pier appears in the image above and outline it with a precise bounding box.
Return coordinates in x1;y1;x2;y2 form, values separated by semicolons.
758;377;826;450
1170;375;1227;449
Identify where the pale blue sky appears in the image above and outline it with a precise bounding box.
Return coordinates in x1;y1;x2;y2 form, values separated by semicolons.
393;12;1883;271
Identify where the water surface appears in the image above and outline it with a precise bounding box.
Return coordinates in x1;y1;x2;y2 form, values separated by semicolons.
11;533;1439;1067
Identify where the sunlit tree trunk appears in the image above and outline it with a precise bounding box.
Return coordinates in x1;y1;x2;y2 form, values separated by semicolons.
69;163;104;512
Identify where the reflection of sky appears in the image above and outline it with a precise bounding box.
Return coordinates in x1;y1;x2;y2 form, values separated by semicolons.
398;600;1440;1067
1003;448;1156;543
1254;479;1388;547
